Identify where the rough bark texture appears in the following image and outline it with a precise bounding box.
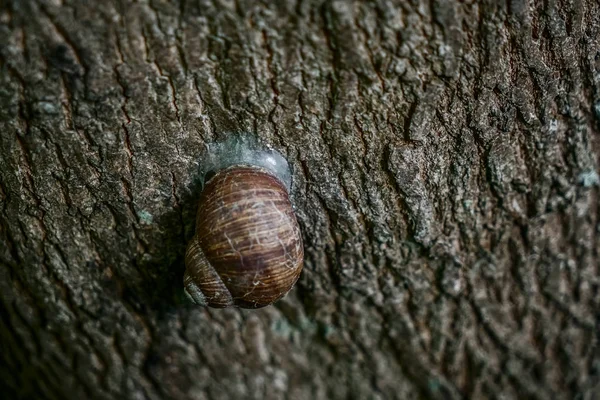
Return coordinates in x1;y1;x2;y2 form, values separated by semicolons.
0;0;599;399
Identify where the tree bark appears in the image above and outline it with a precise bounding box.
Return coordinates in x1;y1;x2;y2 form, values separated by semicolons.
1;0;599;399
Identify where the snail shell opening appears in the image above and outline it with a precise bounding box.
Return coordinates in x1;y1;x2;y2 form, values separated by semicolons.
199;134;292;192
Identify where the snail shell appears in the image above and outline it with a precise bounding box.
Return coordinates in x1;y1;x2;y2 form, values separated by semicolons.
184;165;303;308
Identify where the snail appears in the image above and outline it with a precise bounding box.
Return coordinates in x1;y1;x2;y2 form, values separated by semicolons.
184;136;303;308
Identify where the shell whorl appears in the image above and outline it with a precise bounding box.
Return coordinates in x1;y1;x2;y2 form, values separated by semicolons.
184;165;304;308
184;236;234;307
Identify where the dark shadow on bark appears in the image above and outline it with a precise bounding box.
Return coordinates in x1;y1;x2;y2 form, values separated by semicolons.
120;178;204;314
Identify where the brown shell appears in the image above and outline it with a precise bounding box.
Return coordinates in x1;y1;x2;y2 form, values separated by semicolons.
184;166;304;308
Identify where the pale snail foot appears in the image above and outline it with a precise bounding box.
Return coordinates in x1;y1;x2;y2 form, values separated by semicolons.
183;278;207;306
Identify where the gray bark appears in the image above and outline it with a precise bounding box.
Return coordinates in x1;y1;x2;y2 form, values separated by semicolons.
1;0;599;399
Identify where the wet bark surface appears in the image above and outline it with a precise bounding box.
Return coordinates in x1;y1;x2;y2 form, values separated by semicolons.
1;0;599;399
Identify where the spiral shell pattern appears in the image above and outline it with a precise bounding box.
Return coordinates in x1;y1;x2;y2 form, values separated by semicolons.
184;166;303;308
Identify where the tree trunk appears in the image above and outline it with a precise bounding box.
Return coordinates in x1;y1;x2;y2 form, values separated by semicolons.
1;0;599;399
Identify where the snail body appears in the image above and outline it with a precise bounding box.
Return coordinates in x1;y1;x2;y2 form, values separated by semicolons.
185;138;303;308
